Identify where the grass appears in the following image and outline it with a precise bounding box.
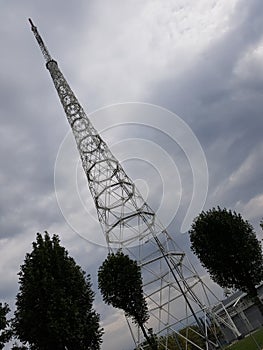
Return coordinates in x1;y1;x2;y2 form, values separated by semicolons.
224;327;263;350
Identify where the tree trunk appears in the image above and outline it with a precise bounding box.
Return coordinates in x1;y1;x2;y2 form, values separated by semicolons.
253;294;263;319
139;323;158;350
248;285;263;320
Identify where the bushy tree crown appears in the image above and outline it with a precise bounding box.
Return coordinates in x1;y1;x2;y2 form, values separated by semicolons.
189;207;263;296
13;232;102;350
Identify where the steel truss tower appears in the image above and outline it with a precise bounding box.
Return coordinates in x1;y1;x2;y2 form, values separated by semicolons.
29;19;240;349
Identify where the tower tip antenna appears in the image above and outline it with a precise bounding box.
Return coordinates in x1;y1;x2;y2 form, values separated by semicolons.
28;18;35;29
28;18;53;63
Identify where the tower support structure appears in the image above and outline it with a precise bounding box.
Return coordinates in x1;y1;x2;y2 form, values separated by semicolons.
29;19;241;349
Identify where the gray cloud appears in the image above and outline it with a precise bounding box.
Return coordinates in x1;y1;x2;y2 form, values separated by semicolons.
1;1;263;349
148;0;263;227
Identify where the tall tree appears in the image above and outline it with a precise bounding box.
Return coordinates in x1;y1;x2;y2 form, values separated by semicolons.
98;251;157;350
189;207;263;316
13;232;103;350
0;302;12;349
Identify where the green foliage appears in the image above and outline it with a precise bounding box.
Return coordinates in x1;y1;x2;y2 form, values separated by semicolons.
98;250;149;326
98;251;157;348
189;207;263;299
13;232;102;350
0;302;12;349
138;329;158;350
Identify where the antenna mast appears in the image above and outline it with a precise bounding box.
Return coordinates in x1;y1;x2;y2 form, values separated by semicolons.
28;19;241;349
29;19;52;63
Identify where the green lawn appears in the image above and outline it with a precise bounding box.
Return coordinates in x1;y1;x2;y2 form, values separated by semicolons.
224;327;263;350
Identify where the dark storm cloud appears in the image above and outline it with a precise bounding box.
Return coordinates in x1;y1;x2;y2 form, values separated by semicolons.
151;0;263;132
0;1;90;240
0;80;62;240
1;1;263;349
149;0;263;224
0;4;111;345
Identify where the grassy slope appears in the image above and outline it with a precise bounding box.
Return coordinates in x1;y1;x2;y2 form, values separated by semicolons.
225;327;263;350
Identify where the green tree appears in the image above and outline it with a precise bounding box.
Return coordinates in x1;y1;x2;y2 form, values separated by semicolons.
0;302;12;349
13;232;103;350
98;251;157;349
189;207;263;316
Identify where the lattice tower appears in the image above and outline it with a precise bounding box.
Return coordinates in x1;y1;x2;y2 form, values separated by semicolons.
29;19;241;349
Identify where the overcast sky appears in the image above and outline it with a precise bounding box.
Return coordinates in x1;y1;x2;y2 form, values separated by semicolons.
1;1;263;349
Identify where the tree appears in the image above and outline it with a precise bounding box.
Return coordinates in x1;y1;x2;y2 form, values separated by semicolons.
98;251;157;349
13;232;103;350
0;302;12;349
189;207;263;316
